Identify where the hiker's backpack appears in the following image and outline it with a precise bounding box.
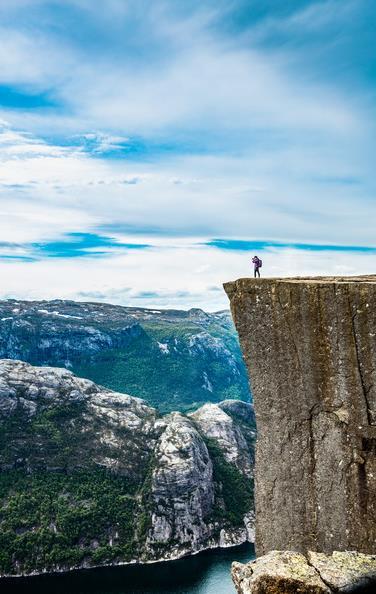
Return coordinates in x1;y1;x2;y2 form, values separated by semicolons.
258;259;262;268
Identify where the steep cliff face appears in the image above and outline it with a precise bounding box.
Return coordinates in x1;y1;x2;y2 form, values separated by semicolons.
0;359;255;577
224;277;376;557
0;300;250;412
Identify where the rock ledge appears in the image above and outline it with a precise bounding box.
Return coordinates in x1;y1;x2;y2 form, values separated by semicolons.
232;550;376;593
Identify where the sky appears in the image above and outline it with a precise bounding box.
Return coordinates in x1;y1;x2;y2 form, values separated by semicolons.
0;0;375;310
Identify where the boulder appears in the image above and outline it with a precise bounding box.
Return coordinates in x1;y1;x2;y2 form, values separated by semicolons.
232;550;376;593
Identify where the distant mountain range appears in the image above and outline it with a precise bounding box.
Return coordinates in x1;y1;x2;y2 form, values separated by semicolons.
0;300;251;412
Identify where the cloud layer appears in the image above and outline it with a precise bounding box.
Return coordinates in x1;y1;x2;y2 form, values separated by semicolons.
0;0;375;308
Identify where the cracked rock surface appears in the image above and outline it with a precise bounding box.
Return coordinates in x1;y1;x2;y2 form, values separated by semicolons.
232;550;376;593
224;277;376;556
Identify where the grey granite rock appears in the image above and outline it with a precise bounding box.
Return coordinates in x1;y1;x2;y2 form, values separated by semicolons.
308;551;376;592
232;550;376;593
146;413;215;558
224;277;376;556
190;403;253;476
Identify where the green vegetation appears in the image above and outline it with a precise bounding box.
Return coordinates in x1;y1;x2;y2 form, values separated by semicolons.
0;401;95;469
0;341;254;576
204;438;254;526
0;300;252;414
0;302;251;413
0;469;137;575
73;321;249;413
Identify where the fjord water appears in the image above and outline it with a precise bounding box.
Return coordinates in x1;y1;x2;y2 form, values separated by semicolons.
4;543;255;594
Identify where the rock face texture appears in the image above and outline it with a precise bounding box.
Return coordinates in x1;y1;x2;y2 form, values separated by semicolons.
147;413;216;556
190;402;255;477
224;277;376;557
232;550;376;594
0;359;255;577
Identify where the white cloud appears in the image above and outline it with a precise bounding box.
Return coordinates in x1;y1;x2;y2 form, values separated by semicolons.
1;242;376;310
0;199;96;244
0;26;76;90
0;0;374;307
0;121;374;247
0;120;78;158
80;132;130;153
0;1;367;140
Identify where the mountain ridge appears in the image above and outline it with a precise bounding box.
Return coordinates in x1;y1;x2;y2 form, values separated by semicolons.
0;299;250;412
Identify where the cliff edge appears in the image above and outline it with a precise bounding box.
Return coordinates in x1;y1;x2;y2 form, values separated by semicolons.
224;276;376;557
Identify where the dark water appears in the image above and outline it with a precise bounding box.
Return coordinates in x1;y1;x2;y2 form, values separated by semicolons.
2;543;255;594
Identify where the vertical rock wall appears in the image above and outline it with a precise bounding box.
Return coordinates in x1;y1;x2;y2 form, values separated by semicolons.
224;277;376;556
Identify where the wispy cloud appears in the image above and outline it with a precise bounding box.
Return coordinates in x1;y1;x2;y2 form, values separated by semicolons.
0;0;374;307
2;240;376;310
206;239;376;253
0;119;76;158
31;232;151;258
79;132;130;155
0;232;151;261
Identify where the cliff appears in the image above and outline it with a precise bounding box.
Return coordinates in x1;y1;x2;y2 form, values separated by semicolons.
0;359;255;577
224;277;376;557
0;300;250;413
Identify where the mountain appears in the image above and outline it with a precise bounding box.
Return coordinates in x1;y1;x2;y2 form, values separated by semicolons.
0;300;250;413
0;359;255;577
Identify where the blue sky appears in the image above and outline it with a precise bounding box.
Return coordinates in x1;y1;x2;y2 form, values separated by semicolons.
0;0;375;309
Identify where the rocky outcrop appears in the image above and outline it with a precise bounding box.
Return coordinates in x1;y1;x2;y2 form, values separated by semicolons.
0;358;158;477
0;300;250;412
0;359;254;577
225;277;376;557
232;550;376;594
190;402;254;476
146;413;215;557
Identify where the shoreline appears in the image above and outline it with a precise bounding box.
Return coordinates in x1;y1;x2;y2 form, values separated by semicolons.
0;536;255;581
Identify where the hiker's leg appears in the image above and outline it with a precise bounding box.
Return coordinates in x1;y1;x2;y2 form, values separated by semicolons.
254;268;257;278
256;268;260;278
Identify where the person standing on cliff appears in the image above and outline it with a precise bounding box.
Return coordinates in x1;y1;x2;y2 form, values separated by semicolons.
252;255;262;278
